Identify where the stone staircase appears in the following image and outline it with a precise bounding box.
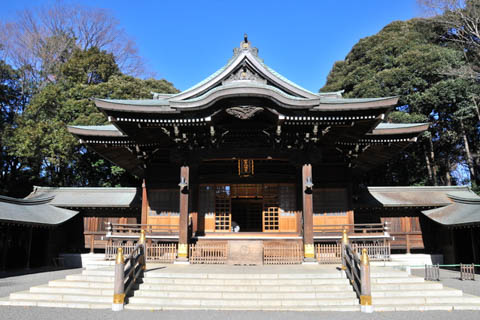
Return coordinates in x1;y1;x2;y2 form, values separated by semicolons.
125;267;359;311
0;265;479;311
370;269;480;311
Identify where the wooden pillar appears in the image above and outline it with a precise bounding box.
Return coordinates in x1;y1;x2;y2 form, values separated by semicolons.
177;166;189;260
25;226;33;269
302;164;314;260
141;179;149;226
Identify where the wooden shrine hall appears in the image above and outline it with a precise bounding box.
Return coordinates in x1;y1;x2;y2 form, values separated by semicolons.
62;36;438;264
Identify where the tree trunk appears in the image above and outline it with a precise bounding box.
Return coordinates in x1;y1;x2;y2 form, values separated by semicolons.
445;157;452;186
428;137;438;186
460;120;477;185
424;148;433;184
471;95;480;123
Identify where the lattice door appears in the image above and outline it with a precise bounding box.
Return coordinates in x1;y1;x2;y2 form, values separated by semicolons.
263;207;280;232
215;187;231;231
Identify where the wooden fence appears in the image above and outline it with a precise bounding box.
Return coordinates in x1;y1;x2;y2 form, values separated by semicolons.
316;242;390;264
106;242;137;260
189;242;228;264
315;243;342;264
106;242;177;263
263;242;303;265
146;243;177;263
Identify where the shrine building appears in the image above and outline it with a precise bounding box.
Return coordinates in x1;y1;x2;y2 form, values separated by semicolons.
15;35;480;266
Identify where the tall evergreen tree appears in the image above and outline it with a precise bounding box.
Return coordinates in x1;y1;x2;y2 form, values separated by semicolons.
322;19;480;189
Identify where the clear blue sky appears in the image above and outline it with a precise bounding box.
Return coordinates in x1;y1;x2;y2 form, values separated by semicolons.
1;0;420;92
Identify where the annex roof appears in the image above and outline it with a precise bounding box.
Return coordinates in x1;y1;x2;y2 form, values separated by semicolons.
357;186;473;208
26;186;141;208
422;191;480;226
0;195;78;225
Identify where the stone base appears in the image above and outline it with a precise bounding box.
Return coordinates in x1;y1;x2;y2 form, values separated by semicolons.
112;303;124;311
174;257;190;265
302;257;318;265
361;305;373;313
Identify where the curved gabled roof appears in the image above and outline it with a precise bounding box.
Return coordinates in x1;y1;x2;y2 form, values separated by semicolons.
92;38;400;114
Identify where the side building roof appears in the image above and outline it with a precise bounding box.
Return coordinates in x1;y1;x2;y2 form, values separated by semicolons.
26;186;141;208
0;195;78;226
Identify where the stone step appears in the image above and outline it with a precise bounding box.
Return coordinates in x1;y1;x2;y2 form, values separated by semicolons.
127;296;359;307
143;272;346;279
49;279;114;289
372;294;480;305
66;275;114;282
9;291;112;303
133;290;357;299
141;277;351;286
375;304;480;311
0;297;110;309
369;272;410;278
138;283;353;292
370;277;424;283
30;285;113;296
372;287;463;297
371;282;443;290
124;303;361;311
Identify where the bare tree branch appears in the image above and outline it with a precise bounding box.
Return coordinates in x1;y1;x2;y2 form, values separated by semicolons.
0;0;146;83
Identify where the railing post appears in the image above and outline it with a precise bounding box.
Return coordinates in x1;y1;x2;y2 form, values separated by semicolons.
89;234;94;254
360;248;373;313
112;247;125;311
341;229;349;270
139;229;147;270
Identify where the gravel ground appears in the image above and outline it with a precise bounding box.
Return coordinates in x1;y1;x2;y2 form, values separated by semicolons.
0;308;479;320
0;267;479;319
411;268;480;296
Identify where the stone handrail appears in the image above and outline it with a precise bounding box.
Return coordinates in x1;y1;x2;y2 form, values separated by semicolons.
112;230;146;311
341;229;373;313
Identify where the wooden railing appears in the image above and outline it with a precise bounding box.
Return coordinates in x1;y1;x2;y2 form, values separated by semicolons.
315;243;342;264
189;242;228;264
84;231;107;252
314;222;388;235
106;242;177;263
389;231;424;252
106;242;137;260
263;241;303;265
146;243;177;263
342;235;373;313
112;231;146;311
316;242;390;264
107;222;179;236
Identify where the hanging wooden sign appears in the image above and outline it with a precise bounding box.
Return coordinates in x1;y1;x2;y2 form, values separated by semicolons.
238;159;254;177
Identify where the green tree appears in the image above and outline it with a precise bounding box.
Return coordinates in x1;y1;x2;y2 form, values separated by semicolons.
7;47;177;190
322;19;480;188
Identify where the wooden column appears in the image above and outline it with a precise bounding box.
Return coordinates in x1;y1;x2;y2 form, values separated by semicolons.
141;179;149;226
302;164;314;260
178;166;190;260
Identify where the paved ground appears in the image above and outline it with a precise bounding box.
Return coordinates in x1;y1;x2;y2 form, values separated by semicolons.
0;266;479;319
411;268;480;297
0;267;82;298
